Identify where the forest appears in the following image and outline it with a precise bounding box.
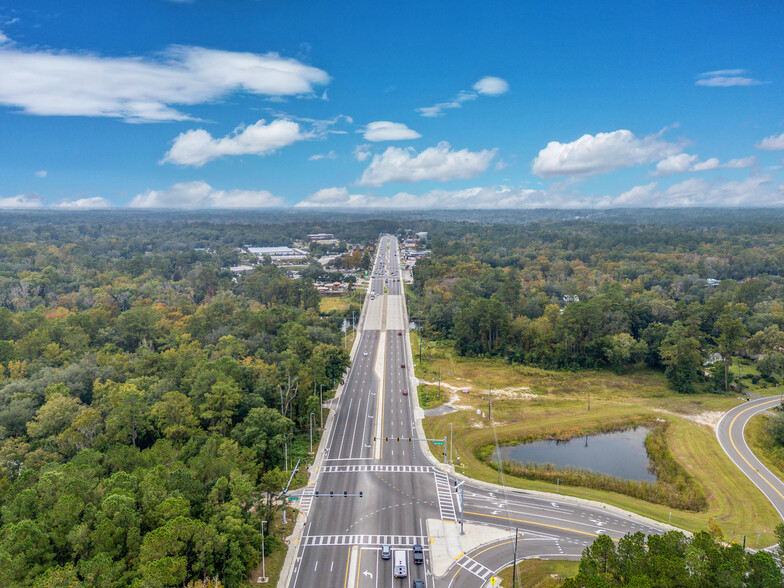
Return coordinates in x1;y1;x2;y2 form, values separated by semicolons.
0;213;367;587
410;214;784;394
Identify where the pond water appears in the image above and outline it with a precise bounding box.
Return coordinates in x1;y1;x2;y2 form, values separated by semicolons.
493;427;656;482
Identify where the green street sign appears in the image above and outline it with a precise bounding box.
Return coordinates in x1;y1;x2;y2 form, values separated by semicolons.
288;496;299;501
432;441;443;446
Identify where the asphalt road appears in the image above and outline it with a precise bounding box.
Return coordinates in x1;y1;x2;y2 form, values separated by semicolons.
286;236;666;588
716;395;784;521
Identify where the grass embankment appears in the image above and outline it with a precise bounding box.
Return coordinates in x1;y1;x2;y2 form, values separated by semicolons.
248;505;296;586
319;291;363;314
414;336;781;545
496;559;580;588
417;383;448;410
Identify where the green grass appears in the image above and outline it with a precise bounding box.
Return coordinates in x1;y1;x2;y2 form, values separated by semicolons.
745;414;784;488
319;291;363;314
417;383;448;409
415;335;782;545
496;559;580;588
247;505;296;586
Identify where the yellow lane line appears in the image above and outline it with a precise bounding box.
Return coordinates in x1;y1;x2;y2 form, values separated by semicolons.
343;547;351;588
728;398;784;501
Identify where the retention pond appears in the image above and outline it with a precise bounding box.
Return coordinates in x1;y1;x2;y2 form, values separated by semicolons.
493;426;656;482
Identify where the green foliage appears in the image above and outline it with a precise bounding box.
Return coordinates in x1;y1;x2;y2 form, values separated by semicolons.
565;530;782;587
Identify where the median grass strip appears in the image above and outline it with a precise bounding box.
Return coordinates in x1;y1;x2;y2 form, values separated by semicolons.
415;336;781;545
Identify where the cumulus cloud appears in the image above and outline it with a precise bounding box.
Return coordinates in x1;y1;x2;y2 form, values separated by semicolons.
308;150;338;161
696;69;764;87
0;194;43;208
0;30;9;45
0;41;329;122
55;197;111;209
362;121;421;142
757;132;784;150
611;174;782;207
532;129;683;178
473;76;509;96
129;181;284;209
353;144;372;162
35;170;47;178
652;153;757;177
357;141;496;187
296;185;551;209
417;77;508;117
162;119;305;166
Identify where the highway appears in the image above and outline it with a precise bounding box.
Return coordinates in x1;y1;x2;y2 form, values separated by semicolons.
284;235;666;588
716;395;784;521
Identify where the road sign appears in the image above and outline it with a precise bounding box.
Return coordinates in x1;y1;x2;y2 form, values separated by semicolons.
432;441;443;446
288;496;299;501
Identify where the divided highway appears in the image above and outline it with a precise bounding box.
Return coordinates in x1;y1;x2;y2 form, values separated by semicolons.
284;236;667;588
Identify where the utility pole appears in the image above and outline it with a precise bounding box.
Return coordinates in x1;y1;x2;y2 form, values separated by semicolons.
320;384;323;428
450;422;453;464
489;386;492;420
438;368;441;399
587;383;591;412
512;527;519;588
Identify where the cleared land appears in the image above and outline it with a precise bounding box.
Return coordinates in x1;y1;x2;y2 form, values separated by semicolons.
415;336;781;545
497;559;580;588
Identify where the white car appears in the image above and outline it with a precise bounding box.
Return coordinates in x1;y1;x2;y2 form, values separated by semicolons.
363;351;368;356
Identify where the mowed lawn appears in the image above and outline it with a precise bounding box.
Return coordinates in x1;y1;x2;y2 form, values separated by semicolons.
414;337;782;546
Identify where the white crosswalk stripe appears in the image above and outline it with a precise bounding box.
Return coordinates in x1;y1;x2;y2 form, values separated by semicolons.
302;534;427;547
320;464;434;474
455;554;494;581
433;470;457;523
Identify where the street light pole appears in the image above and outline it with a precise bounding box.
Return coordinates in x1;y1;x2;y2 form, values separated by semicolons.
512;527;519;588
320;384;323;428
489;386;492;420
450;422;453;464
309;412;314;454
260;519;268;582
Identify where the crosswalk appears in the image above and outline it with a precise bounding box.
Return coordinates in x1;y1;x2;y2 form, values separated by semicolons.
433;469;457;523
320;464;434;474
454;553;495;582
302;534;427;547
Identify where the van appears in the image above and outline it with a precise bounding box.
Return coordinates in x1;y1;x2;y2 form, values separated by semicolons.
393;549;407;578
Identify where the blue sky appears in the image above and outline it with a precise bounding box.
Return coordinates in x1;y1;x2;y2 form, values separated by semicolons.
1;0;783;209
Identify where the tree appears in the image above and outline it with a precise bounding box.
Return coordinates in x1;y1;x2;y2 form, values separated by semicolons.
660;323;704;394
200;377;241;435
715;311;748;391
97;381;151;448
231;407;293;466
153;391;198;442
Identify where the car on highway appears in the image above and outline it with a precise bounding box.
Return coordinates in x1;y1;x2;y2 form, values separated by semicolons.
401;363;405;368
380;544;391;560
402;389;408;395
398;331;402;335
412;544;424;564
363;351;368;356
413;580;424;588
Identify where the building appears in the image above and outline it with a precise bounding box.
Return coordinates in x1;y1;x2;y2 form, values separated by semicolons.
229;265;255;273
247;246;308;264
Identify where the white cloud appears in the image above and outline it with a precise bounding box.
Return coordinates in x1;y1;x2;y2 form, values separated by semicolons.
652;153;758;177
357;141;496;187
308;150;338;161
417;77;508;117
55;197;111;209
129;181;284;209
652;153;697;176
0;42;329;122
757;132;784;150
362;121;421;142
696;69;764;87
163;119;305;166
0;30;9;45
611;174;782;207
297;185;550;209
532;129;682;178
473;76;509;96
353;144;372;162
0;194;43;208
35;170;47;178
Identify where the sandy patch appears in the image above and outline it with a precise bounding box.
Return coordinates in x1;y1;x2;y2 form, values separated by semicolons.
420;380;537;411
654;408;725;429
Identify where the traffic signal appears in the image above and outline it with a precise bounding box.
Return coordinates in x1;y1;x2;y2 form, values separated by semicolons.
359;491;363;498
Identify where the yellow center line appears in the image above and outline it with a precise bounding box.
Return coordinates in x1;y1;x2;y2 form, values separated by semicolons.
728;398;784;501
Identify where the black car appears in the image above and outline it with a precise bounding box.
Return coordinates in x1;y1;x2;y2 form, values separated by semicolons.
413;580;424;588
412;544;424;564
